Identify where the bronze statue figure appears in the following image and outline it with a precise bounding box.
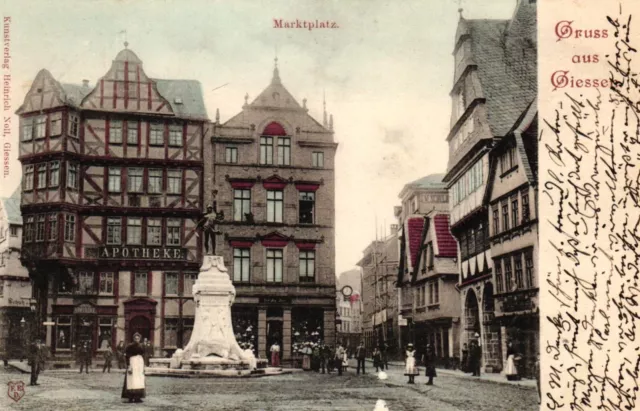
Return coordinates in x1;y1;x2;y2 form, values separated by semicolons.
197;202;224;255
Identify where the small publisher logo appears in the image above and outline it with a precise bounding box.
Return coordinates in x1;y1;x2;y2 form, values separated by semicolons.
7;380;25;402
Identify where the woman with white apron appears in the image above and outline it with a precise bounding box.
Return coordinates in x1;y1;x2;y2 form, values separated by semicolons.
121;333;146;403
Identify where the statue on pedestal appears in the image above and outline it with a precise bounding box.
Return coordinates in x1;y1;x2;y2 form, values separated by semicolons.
197;201;224;255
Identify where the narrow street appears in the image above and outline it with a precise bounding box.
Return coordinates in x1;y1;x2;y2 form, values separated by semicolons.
1;361;538;411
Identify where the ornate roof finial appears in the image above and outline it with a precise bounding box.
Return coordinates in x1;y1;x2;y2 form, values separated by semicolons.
329;114;334;131
272;56;281;85
244;93;249;107
323;91;328;127
215;108;220;124
457;0;464;18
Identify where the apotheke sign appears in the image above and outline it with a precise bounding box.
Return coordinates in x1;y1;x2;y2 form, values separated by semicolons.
98;246;187;260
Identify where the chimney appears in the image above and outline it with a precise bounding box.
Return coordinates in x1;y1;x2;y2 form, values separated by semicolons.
82;79;89;88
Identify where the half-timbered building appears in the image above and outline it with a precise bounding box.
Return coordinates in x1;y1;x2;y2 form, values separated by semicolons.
442;0;536;373
16;46;208;360
207;61;337;364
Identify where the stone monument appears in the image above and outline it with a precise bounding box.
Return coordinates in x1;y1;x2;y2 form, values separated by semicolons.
177;254;247;362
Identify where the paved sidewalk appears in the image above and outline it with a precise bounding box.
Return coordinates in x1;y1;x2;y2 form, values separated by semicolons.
360;359;537;389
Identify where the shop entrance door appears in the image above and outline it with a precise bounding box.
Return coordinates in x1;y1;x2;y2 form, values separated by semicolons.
129;316;151;343
266;320;283;362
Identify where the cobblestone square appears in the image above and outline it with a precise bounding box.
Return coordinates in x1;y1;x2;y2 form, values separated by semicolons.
0;362;538;411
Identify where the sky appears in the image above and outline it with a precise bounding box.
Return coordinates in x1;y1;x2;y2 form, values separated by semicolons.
1;0;518;275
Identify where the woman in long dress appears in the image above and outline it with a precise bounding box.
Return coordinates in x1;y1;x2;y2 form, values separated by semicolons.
404;343;419;384
121;333;146;403
505;341;520;381
302;343;312;370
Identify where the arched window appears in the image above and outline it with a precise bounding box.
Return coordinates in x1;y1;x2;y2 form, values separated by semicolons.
260;122;290;165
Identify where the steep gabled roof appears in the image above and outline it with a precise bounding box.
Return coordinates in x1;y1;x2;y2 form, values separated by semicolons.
249;65;303;111
461;9;536;137
3;186;22;225
432;214;457;257
154;79;208;120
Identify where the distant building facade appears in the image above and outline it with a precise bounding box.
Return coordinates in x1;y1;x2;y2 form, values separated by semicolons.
0;188;32;360
396;174;460;366
16;47;208;359
336;269;363;350
207;62;338;364
358;233;399;356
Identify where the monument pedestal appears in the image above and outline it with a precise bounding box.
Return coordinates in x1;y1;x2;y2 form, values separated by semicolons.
145;255;288;378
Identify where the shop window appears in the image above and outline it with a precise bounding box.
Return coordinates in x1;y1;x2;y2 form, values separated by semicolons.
99;272;114;295
78;271;95;294
164;318;178;347
98;318;114;350
56;317;72;349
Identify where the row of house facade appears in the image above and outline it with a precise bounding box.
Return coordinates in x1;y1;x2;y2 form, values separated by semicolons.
15;47;337;364
359;0;538;377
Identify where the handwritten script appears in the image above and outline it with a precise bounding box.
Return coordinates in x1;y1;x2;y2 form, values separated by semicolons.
541;5;640;411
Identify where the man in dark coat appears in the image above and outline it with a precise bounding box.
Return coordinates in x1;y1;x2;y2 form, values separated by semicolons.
470;340;482;377
103;343;114;373
79;341;91;373
380;341;388;371
422;344;437;385
116;341;126;369
355;342;366;375
28;339;41;386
